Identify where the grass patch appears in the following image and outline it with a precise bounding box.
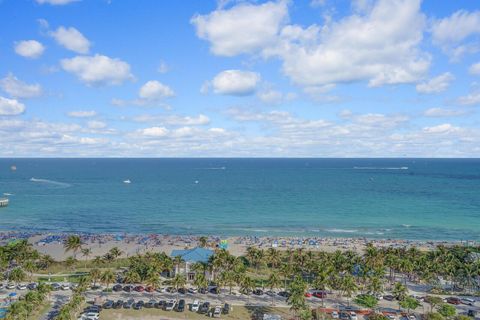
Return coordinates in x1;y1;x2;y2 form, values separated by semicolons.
100;306;292;320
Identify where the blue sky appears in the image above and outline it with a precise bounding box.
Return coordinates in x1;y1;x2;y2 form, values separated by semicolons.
0;0;480;157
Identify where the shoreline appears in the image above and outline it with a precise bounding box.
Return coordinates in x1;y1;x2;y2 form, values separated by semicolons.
0;230;476;261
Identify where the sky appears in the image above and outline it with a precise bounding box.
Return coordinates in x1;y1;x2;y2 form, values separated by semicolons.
0;0;480;157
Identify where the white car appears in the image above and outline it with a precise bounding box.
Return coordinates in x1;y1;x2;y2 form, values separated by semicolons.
81;312;99;320
61;283;70;290
407;315;416;320
461;298;475;306
165;299;176;311
387;315;396;320
17;284;27;290
350;312;358;320
191;300;200;312
6;283;16;290
213;305;222;318
331;311;339;319
188;287;198;294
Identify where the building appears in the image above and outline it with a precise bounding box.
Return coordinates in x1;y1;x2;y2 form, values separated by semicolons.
170;247;214;281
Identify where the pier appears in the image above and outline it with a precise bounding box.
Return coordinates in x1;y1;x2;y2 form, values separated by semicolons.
0;198;8;207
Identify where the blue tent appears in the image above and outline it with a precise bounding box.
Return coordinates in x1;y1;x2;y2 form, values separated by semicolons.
171;247;213;263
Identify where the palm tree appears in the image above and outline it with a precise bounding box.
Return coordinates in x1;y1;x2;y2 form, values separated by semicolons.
193;273;208;291
93;255;104;266
198;236;208;248
100;269;116;290
65;256;77;271
123;269;141;284
172;255;184;276
267;273;281;305
109;247;123;260
22;260;37;281
63;235;82;259
89;268;101;287
81;248;92;269
9;267;26;285
38;254;55;270
172;274;187;299
340;274;358;306
392;281;407;301
265;248;282;268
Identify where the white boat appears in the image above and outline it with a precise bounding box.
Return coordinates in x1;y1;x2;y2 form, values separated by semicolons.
123;179;131;184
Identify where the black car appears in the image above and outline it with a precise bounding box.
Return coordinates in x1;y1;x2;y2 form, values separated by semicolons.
209;287;219;294
133;300;144;310
199;302;210;314
467;310;476;318
383;295;395;301
84;305;102;313
123;285;134;292
145;300;156;308
199;287;207;294
155;300;166;309
253;289;264;295
113;284;123;292
176;299;185;312
123;299;135;309
223;303;231;314
339;312;350;320
113;300;123;309
103;300;114;309
178;288;186;294
278;291;290;298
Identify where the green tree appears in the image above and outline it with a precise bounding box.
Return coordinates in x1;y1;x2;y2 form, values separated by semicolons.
100;269;116;290
424;313;445;320
198;236;208;248
392;282;407;301
267;273;281;305
63;235;82;259
438;304;456;319
9;267;26;285
400;297;420;314
426;296;444;312
355;294;378;310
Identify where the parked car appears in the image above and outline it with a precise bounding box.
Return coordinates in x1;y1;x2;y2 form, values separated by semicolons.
178;288;186;294
305;292;312;297
123;299;135;309
199;302;210;314
51;283;61;291
253;289;264;295
17;284;27;290
383;295;394;301
176;299;185;312
102;300;114;309
223;303;231;314
447;297;462;305
155;300;166;309
278;291;290;298
386;315;396;320
27;283;38;290
145;300;156;308
213;305;222;318
82;312;99;320
61;283;70;290
467;310;476;318
209;287;219;294
461;298;475;306
164;299;176;311
134;285;145;292
145;286;155;293
133;300;144;310
191;300;200;312
113;300;123;309
123;285;134;292
350;312;358;320
339;312;350;320
313;291;327;299
188;287;198;294
165;286;176;293
112;284;123;292
199;288;208;294
331;311;339;319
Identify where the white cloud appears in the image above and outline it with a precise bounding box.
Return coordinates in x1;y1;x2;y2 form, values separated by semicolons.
431;10;480;59
423;108;468;117
415;72;454;94
139;81;175;100
36;0;79;5
87;120;107;129
157;61;169;74
61;54;133;86
193;0;429;88
423;123;460;134
50;26;91;53
469;62;480;75
0;97;26;116
132;114;210;126
141;126;169;137
191;0;288;56
14;40;45;59
210;70;260;96
0;73;43;99
67;110;97;118
457;91;480;106
257;89;284;104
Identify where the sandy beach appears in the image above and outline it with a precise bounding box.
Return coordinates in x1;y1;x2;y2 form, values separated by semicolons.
0;231;468;261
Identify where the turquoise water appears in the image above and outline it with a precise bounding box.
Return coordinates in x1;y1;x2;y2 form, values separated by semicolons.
0;158;479;240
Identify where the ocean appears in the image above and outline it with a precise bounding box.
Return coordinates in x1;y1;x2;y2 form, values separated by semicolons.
0;158;479;241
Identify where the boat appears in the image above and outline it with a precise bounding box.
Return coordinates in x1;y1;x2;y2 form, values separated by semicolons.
123;179;131;184
10;165;16;171
0;198;8;207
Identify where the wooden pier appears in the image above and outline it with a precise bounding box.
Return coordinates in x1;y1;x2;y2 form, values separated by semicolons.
0;198;8;207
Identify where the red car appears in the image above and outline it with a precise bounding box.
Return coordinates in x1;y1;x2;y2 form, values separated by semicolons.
134;285;145;292
305;292;313;297
145;286;155;293
313;291;327;299
447;297;461;305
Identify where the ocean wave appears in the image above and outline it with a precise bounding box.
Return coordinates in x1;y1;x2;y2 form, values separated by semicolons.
3;193;13;196
325;228;358;233
353;166;408;170
198;167;226;170
402;224;412;228
30;177;71;187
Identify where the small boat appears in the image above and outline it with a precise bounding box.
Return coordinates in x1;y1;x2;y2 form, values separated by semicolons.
0;198;8;207
194;180;199;184
10;165;16;171
123;179;131;184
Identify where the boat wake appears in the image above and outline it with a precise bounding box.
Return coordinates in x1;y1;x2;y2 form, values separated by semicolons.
30;177;71;188
199;167;226;170
353;166;409;170
3;193;13;196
